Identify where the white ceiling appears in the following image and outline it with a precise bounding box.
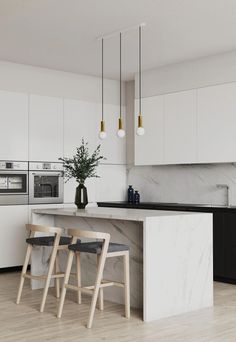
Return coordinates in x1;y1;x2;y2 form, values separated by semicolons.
0;0;236;80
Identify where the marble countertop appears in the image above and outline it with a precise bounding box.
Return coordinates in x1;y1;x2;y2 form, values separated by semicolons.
32;206;208;222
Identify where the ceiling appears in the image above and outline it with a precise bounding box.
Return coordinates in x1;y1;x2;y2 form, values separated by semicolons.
0;0;236;80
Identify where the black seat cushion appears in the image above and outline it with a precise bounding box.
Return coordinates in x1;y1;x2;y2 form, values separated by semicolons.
68;241;129;254
26;236;80;247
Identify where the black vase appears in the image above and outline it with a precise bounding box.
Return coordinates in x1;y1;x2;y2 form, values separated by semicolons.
75;183;88;209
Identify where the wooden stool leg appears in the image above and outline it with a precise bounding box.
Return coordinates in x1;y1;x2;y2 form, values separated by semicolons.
87;253;106;328
124;251;130;318
57;250;74;318
76;252;81;304
55;252;60;299
16;244;32;304
40;244;58;313
97;255;104;311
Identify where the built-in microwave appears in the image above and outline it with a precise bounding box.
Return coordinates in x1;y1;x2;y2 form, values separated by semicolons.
29;162;64;204
0;161;28;205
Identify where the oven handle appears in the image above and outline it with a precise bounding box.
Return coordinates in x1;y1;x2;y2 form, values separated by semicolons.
30;172;64;177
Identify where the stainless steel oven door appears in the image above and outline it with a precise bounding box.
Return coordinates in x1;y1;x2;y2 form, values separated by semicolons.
29;172;64;204
0;170;28;205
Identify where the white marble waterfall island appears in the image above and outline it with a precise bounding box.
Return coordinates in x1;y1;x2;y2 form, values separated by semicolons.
31;207;213;322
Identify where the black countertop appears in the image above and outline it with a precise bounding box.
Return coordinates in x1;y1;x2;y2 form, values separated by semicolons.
97;201;236;213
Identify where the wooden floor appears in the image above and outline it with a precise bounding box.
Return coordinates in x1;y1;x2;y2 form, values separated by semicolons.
1;272;236;342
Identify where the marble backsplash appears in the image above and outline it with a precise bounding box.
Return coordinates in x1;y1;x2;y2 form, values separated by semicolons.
127;163;236;206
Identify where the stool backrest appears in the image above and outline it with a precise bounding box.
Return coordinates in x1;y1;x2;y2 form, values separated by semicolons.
26;224;63;246
68;228;111;258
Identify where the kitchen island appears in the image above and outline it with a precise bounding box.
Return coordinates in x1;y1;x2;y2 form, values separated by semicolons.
31;206;213;322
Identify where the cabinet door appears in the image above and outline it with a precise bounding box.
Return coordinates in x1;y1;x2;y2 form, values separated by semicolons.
135;96;164;165
197;83;236;163
0;90;28;160
63;98;98;158
0;205;28;268
164;90;197;164
213;212;225;279
29;95;63;162
96;164;126;201
223;212;236;280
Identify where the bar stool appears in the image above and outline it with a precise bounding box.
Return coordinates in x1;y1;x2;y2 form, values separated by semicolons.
57;229;130;329
16;224;77;313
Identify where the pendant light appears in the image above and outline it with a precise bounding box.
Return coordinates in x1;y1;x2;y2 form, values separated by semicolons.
99;38;107;140
136;25;145;136
117;32;125;138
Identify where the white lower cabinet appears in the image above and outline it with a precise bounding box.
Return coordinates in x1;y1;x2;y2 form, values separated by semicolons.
0;205;28;268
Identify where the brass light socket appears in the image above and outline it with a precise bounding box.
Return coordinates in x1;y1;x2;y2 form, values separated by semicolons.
100;120;105;132
138;114;143;128
118;118;123;130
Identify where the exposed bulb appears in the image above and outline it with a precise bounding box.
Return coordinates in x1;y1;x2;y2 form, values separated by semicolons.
117;129;125;138
136;114;145;136
117;118;125;138
99;130;107;140
136;126;145;136
99;120;107;140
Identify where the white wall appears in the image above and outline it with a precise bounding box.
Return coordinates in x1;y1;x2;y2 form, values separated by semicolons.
135;50;236;98
0;60;125;104
0;60;127;203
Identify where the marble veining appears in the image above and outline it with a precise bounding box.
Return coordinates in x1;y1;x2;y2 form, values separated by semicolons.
128;163;236;205
31;208;213;321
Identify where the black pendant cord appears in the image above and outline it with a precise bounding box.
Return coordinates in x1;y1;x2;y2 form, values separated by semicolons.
139;25;142;116
102;38;104;122
120;32;122;119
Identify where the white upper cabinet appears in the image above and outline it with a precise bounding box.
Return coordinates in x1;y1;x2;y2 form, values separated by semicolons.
134;82;236;165
197;83;236;163
64;98;98;157
29;94;63;162
0;90;28;161
135;96;164;165
164;90;197;164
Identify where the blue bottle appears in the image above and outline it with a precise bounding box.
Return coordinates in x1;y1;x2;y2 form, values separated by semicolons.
128;185;134;203
134;190;140;204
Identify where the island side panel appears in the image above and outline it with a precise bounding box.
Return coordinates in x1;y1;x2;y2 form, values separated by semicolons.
31;213;56;289
54;215;143;309
143;213;213;322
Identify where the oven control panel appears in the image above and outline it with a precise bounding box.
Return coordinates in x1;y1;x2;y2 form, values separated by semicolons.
0;161;28;170
29;162;63;171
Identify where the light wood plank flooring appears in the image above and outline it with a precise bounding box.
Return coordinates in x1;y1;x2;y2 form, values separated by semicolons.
1;272;236;341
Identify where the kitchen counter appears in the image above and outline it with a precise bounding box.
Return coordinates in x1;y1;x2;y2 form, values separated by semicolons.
97;201;236;285
97;201;236;212
31;206;213;322
32;206;197;221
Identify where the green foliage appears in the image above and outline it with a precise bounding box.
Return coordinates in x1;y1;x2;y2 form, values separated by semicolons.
59;139;105;184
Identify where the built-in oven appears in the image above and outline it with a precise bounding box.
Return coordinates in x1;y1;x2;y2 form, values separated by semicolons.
29;162;64;204
0;161;28;205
